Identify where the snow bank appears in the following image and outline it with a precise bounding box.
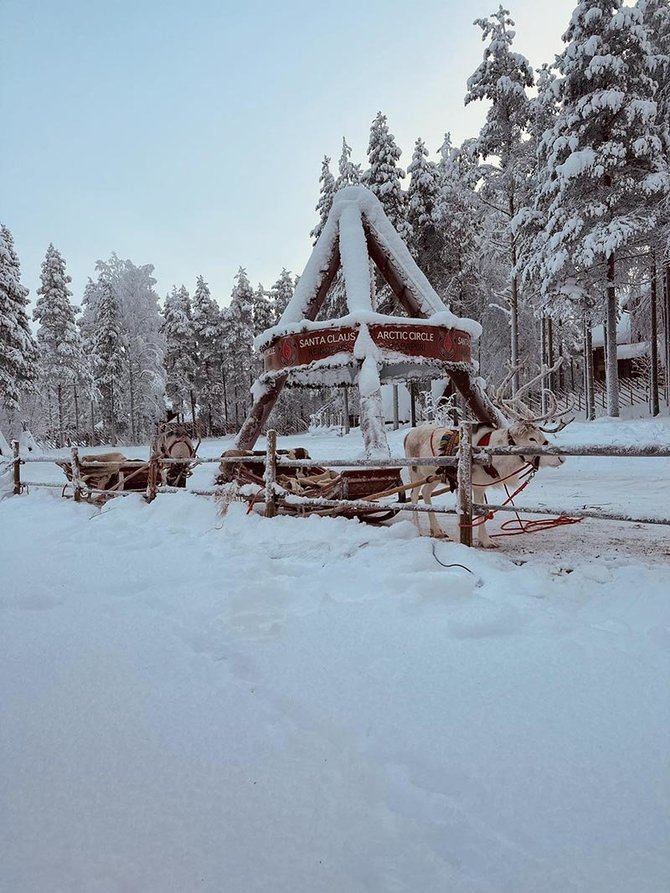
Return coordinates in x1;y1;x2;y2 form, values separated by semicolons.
0;485;668;892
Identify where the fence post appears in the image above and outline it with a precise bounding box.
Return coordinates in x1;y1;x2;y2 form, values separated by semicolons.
12;440;21;495
70;446;83;502
264;429;278;518
457;422;473;547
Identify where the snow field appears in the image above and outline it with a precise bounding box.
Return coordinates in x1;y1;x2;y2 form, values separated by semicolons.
1;417;669;891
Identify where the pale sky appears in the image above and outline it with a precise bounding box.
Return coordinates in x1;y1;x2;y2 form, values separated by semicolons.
1;0;576;309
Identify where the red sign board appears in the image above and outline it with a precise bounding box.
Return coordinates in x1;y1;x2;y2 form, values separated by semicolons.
263;323;471;372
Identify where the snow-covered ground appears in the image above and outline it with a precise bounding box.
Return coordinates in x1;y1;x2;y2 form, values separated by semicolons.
1;418;669;892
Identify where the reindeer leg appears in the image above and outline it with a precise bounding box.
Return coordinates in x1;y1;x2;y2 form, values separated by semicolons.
474;486;497;549
409;466;423;534
423;481;449;539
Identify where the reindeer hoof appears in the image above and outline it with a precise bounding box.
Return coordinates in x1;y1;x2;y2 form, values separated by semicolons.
478;540;499;549
432;531;451;540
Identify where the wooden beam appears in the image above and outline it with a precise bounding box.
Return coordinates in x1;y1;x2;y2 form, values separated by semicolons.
363;224;426;317
236;374;288;451
303;242;341;322
448;368;500;426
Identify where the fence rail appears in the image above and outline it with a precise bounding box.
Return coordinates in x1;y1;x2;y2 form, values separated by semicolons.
4;428;670;544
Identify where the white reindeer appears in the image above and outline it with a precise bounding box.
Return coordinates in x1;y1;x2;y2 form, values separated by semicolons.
404;367;571;547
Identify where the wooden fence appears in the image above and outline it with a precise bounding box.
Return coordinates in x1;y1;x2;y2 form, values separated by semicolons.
5;427;670;545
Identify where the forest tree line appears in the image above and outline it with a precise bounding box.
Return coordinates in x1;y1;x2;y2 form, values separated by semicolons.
1;0;669;444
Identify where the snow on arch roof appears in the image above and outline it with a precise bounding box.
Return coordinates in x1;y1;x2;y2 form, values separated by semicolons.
256;185;482;351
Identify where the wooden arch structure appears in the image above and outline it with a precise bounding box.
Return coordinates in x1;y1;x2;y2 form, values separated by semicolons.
237;186;501;456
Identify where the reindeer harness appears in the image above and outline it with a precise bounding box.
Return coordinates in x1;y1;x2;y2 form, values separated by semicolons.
430;426;538;487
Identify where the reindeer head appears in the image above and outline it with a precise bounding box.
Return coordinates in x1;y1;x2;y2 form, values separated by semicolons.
492;360;573;469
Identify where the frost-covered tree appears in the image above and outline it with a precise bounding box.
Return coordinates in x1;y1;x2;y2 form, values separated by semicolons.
162;285;196;418
335;138;362;191
82;255;165;440
0;224;38;416
310;156;336;244
268;269;295;323
465;6;535;392
192;275;224;433
224;269;256;424
33;245;87;443
526;0;669;416
363;112;407;235
406;138;442;283
252;283;273;336
91;277;125;444
434;136;486;317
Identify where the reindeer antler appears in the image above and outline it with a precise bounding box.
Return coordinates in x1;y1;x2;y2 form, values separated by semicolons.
491;358;575;432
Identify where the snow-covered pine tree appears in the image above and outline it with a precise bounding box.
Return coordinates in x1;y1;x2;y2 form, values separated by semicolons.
0;224;38;416
268;269;295;323
225;269;256;424
161;285;196;420
434;135;485;319
638;0;670;396
91;276;125;444
310;156;336;244
465;6;535;393
529;0;669;416
33;244;86;444
192;275;224;434
80;256;165;440
252;283;273;336
335;138;362;191
406;138;442;282
362;112;408;236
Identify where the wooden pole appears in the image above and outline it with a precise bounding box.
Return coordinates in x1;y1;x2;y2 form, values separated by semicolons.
73;383;80;442
70;446;83;502
342;387;350;434
12;440;21;495
650;252;659;417
457;422;473;547
540;315;548;415
190;389;198;436
392;384;399;430
264;428;277;518
410;381;417;428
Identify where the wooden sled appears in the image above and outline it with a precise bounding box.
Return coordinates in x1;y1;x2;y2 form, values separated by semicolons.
59;455;191;503
218;449;405;523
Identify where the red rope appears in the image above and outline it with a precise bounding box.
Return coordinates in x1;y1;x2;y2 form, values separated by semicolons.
459;465;582;536
459;464;535;529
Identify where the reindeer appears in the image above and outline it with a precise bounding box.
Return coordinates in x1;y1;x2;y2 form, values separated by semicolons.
404;364;572;547
154;424;196;488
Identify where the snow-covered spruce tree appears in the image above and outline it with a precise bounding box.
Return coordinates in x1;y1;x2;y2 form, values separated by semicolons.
192;275;224;434
433;135;486;319
81;256;166;440
0;224;38;417
91;277;125;444
310;156;336;244
252;283;273;336
335;138;362;191
638;0;670;400
528;0;669;417
33;244;87;444
161;285;196;420
224;269;256;426
405;138;442;281
465;6;535;393
363;112;408;235
268;268;295;323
